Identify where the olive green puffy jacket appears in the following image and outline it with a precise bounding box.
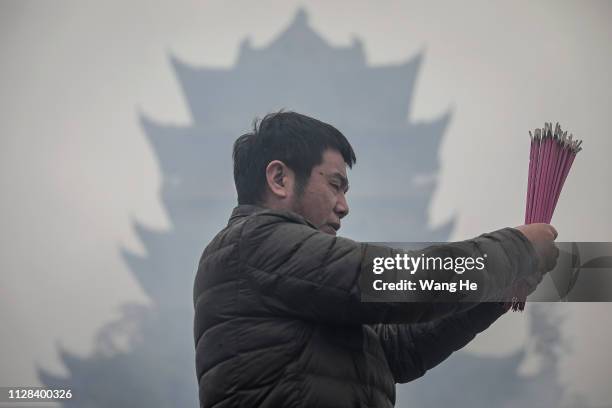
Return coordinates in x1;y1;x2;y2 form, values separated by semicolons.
193;205;539;407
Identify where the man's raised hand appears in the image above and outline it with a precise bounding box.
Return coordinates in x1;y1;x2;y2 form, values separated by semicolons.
514;223;560;273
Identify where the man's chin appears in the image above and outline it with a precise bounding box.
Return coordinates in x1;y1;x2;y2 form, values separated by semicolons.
320;225;338;236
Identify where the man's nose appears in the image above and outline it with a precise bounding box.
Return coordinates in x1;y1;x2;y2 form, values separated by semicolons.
335;193;349;219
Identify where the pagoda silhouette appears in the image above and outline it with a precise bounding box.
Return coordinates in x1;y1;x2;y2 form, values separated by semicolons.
40;9;569;407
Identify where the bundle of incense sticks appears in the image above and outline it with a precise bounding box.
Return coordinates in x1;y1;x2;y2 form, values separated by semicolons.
506;122;582;312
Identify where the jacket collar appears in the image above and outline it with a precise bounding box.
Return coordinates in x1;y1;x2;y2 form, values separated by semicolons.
228;204;317;229
229;204;264;222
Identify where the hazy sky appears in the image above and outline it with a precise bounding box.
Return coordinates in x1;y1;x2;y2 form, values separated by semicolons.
1;1;611;406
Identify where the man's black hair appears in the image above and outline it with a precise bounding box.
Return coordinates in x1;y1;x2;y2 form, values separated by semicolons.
232;111;357;205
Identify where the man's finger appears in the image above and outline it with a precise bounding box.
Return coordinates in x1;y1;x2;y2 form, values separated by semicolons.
549;225;558;240
542;243;560;272
547;251;558;271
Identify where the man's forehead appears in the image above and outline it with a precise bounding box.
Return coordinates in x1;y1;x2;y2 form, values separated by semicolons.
320;149;348;177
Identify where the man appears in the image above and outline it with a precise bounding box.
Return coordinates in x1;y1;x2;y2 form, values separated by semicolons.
193;111;558;407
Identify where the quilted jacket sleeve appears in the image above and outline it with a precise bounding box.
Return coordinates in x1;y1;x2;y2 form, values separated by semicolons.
239;211;539;325
371;302;507;383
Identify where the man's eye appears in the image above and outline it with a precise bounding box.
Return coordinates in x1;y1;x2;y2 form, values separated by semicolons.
330;183;341;191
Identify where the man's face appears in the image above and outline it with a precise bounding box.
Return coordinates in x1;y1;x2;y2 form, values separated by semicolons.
291;149;350;236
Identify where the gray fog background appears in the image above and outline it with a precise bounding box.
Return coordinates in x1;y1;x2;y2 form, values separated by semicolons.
1;1;611;406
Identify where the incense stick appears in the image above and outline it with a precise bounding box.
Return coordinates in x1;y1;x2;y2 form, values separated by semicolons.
506;122;582;311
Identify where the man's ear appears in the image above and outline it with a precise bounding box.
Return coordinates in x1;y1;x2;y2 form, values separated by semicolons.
265;160;294;199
